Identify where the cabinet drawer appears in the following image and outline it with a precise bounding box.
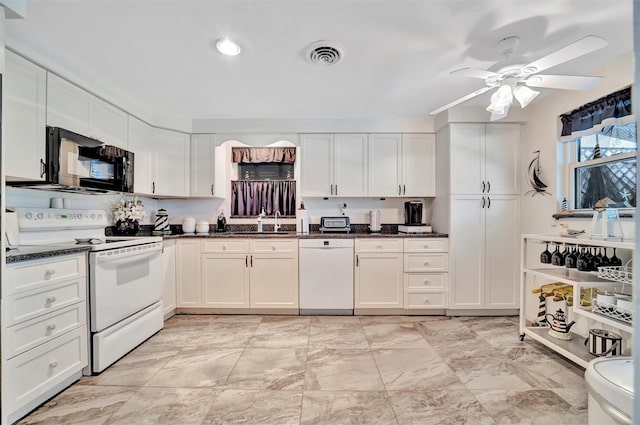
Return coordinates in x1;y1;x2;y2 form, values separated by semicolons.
5;302;87;359
404;253;448;272
5;278;86;326
404;273;447;290
6;254;86;296
5;326;88;410
355;238;402;253
404;238;448;253
201;239;249;253
405;292;446;309
251;239;297;253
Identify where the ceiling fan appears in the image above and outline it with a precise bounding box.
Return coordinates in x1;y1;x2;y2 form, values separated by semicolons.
430;35;609;121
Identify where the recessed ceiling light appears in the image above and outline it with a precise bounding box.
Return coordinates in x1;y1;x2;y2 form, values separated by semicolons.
216;38;241;56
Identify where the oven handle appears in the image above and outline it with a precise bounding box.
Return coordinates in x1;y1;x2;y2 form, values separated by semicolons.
94;247;161;264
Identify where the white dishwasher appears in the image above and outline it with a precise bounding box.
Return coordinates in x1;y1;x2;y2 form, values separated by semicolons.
299;238;354;315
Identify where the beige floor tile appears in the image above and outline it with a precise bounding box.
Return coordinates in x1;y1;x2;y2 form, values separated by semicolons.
362;324;430;348
225;348;307;390
309;323;369;348
305;348;385;391
301;391;397;425
310;315;361;324
249;319;310;348
187;321;259;348
203;389;302;425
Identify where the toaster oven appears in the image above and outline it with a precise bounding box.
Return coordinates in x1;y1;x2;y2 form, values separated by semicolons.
320;216;351;233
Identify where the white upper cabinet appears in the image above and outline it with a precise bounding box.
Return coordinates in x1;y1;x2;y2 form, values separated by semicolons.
190;134;216;197
401;134;436;197
368;133;435;197
450;123;520;195
47;73;128;149
153;128;190;196
5;51;47;181
300;134;367;197
368;134;401;197
127;116;154;195
47;73;92;137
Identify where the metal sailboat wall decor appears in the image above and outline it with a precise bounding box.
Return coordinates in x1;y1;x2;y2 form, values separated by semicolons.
526;150;551;196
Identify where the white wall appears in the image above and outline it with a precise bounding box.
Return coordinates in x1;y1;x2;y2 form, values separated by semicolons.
519;51;633;236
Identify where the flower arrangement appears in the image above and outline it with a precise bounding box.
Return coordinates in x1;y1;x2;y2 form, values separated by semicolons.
113;195;146;223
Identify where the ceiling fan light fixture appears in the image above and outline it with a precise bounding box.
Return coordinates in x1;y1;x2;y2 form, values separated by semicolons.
216;38;241;56
513;85;540;108
490;85;513;108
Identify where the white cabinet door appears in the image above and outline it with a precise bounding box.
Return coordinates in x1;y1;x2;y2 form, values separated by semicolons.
202;254;250;308
402;134;436;197
176;240;201;307
449;196;485;309
354;252;403;308
485;124;520;195
190;134;216;197
90;98;128;149
250;253;299;308
161;240;176;317
5;52;47;181
127;116;154;195
484;195;519;308
153;128;190;196
46;73;91;137
368;134;401;197
300;134;333;197
333;134;368;197
449;124;484;195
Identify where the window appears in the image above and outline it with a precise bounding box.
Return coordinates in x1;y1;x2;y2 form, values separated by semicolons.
568;122;636;209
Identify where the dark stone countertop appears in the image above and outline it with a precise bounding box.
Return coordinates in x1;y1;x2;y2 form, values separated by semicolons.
5;245;92;264
163;231;448;239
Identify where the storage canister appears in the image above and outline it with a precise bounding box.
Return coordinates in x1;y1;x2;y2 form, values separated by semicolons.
585;329;623;357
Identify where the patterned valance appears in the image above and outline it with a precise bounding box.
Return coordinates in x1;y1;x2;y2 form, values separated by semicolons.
231;147;296;163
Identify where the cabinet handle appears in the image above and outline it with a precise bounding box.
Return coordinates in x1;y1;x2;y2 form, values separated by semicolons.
245;255;248;267
423;279;429;284
330;184;333;195
152;182;156;194
47;323;57;331
335;185;338;195
272;246;276;251
46;296;57;304
222;245;227;251
487;196;491;209
49;361;58;368
481;181;486;193
403;184;406;195
250;255;253;267
399;185;402;195
423;245;429;249
40;159;46;178
481;197;485;208
211;184;214;195
356;254;359;267
423;298;430;304
487;181;491;193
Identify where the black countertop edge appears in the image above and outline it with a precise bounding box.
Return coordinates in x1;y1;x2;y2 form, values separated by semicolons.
6;245;92;264
163;232;449;239
552;212;634;219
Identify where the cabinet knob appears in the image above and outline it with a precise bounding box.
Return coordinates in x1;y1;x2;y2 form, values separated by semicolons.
47;323;57;331
45;269;56;276
424;262;429;266
46;296;57;304
424;298;430;304
423;245;429;249
377;245;383;249
49;361;58;368
423;279;429;284
222;245;227;251
272;246;276;251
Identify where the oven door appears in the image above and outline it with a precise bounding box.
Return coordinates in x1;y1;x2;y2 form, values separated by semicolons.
89;242;162;332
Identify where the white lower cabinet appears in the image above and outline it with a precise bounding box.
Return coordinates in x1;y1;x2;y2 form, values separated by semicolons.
3;254;88;425
176;238;298;310
403;238;449;310
162;240;177;318
354;239;404;309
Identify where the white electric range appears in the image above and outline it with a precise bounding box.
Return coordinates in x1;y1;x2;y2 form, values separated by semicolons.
10;207;164;374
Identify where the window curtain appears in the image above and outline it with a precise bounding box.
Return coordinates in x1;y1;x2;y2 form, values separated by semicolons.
231;180;296;216
231;147;296;163
560;87;633;142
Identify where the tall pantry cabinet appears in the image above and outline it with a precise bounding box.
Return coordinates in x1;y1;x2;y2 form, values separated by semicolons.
434;123;521;313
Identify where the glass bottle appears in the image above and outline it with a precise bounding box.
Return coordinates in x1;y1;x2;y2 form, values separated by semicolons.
540;242;552;264
551;243;564;266
565;245;578;269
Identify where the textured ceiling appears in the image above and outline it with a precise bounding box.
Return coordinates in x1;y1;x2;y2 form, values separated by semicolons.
5;0;634;121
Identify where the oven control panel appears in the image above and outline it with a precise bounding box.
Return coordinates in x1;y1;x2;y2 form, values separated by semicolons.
15;207;108;231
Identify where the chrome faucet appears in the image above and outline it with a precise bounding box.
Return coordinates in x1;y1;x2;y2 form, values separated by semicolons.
274;211;281;232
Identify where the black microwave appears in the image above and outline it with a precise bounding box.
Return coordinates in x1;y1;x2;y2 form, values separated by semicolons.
37;127;135;193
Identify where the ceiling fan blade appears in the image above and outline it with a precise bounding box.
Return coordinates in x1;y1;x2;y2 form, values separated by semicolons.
451;67;502;80
525;74;604;90
522;35;608;74
430;87;493;115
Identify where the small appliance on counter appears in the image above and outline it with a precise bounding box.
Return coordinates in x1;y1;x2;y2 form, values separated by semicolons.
216;211;227;232
398;224;432;233
320;216;351;233
404;200;423;225
369;210;381;233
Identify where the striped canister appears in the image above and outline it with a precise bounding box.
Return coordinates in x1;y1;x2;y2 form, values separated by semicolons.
585;329;623;357
154;209;170;235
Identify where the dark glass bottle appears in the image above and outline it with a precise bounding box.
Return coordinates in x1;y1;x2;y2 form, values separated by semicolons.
540;242;552;264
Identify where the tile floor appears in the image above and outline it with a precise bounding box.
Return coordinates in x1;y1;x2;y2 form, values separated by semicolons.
18;315;588;425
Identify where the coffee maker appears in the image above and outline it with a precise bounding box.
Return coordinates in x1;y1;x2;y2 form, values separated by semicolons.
404;201;423;225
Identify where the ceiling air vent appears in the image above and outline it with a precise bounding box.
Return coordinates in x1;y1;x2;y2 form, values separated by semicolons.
305;41;345;66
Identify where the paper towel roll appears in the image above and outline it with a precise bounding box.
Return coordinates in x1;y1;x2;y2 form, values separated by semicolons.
296;208;309;234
